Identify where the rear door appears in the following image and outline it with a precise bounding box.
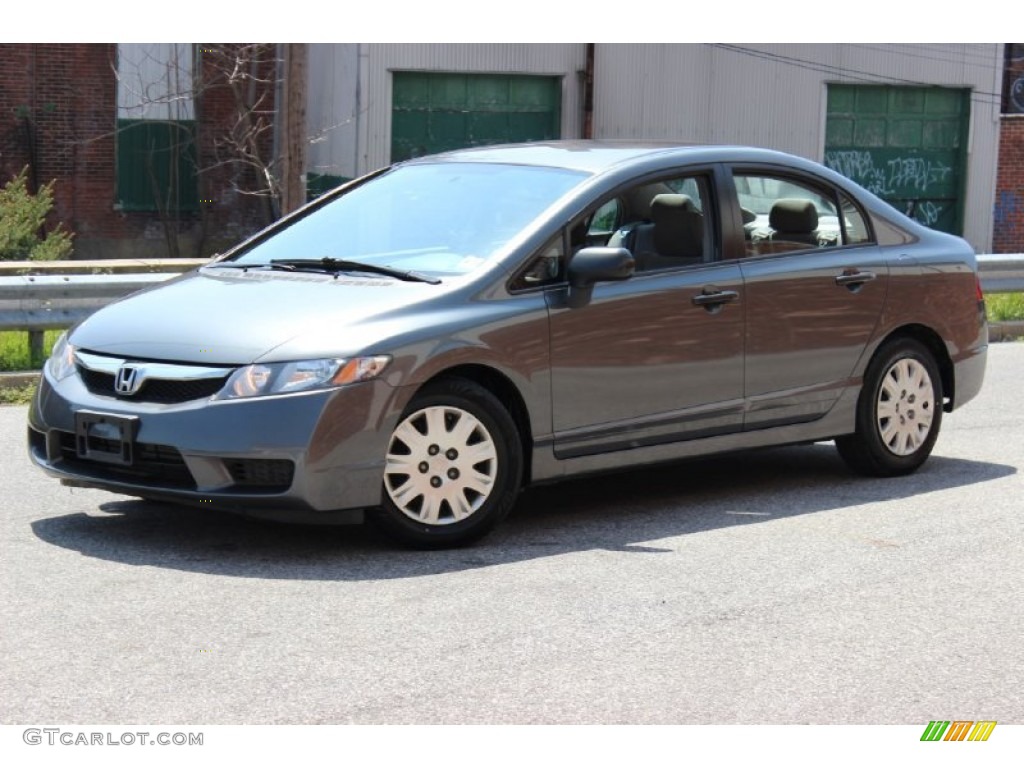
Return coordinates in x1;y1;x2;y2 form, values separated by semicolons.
725;167;889;430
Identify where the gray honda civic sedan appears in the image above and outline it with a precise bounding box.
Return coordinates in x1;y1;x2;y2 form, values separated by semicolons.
28;142;988;547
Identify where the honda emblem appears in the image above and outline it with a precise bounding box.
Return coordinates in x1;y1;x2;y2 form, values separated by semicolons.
115;365;142;396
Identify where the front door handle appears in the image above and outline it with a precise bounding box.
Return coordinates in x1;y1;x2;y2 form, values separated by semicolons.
691;289;739;308
835;270;877;288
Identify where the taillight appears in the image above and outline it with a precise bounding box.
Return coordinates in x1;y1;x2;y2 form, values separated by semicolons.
975;274;987;323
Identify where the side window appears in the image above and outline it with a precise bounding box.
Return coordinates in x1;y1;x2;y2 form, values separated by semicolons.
565;198;621;254
509;234;565;291
840;193;874;245
735;174;875;256
587;199;621;242
664;177;704;209
604;174;712;273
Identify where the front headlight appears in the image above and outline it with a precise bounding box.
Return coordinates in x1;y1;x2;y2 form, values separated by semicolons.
215;355;391;400
46;332;77;381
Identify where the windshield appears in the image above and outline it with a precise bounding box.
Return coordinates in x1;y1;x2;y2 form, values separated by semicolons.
228;162;589;276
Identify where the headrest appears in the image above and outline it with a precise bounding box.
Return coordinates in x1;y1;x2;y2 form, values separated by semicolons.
650;194;702;259
650;194;696;222
770;198;818;233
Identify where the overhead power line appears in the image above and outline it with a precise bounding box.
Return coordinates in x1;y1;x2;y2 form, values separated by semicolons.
707;43;1007;110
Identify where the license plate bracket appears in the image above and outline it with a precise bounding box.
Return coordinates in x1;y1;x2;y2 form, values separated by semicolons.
74;411;139;466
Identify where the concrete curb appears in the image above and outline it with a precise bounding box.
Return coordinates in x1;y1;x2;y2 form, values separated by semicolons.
989;321;1024;342
0;371;40;389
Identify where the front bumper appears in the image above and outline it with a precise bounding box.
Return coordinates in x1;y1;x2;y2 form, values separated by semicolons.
27;367;405;520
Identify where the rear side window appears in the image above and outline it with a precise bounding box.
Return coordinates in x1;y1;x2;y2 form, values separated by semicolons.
734;173;875;257
840;193;873;245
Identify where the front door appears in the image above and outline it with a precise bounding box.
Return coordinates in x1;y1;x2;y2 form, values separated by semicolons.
547;170;745;458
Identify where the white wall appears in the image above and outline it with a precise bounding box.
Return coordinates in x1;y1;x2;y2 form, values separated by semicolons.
117;43;194;121
307;44;361;182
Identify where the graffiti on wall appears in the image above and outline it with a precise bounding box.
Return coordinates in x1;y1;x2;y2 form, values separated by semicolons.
994;190;1023;230
824;150;953;197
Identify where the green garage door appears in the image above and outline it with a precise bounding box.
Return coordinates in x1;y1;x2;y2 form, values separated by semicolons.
391;72;561;163
824;85;969;235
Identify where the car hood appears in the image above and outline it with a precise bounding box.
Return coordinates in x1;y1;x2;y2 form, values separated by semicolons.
68;268;451;365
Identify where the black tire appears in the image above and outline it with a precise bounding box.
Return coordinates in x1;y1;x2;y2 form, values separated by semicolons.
369;377;523;549
836;338;943;477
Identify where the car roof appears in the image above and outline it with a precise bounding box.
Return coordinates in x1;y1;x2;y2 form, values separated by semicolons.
401;140;816;176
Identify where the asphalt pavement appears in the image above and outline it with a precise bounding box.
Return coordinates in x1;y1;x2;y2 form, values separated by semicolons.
1;345;1022;724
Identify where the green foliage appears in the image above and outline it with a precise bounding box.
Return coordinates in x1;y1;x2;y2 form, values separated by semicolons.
0;382;37;406
0;166;73;261
0;329;63;371
987;293;1024;322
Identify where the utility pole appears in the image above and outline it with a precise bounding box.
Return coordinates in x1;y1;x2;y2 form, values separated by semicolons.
279;43;308;215
582;43;594;139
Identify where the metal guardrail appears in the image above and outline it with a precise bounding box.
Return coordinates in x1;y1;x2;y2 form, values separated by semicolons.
0;259;209;360
977;254;1024;294
0;273;177;332
0;254;1022;347
0;258;209;277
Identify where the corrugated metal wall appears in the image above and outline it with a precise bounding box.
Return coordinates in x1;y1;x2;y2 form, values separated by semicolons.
593;43;1003;251
307;43;1002;251
308;44;360;182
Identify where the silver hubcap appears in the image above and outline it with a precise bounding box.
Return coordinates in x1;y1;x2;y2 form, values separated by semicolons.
877;357;935;456
384;406;498;525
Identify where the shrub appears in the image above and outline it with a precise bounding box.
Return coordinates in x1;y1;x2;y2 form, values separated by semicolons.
0;166;73;261
987;292;1024;322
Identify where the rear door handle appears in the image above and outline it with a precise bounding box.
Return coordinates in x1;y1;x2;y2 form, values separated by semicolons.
691;289;739;307
834;270;877;287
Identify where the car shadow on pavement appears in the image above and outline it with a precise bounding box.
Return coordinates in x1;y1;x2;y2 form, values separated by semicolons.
29;443;1017;581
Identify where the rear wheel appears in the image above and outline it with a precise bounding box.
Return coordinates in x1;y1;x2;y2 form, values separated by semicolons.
371;378;522;548
836;338;943;476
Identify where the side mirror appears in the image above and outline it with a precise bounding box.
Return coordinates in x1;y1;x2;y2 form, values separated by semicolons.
566;247;634;308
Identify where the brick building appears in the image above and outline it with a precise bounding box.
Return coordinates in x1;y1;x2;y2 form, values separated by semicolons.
995;44;1024;253
0;43;276;260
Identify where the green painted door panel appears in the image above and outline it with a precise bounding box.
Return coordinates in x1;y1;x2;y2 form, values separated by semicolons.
116;118;198;212
391;72;561;163
824;85;969;235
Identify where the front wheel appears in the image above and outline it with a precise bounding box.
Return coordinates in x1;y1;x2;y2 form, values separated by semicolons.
370;377;523;548
836;338;943;477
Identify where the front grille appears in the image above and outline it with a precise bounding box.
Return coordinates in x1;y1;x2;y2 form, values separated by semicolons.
56;431;196;489
77;366;228;404
78;366;115;394
223;459;295;491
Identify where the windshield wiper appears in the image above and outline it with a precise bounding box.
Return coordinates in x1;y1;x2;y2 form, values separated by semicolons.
203;262;274;270
269;257;441;284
